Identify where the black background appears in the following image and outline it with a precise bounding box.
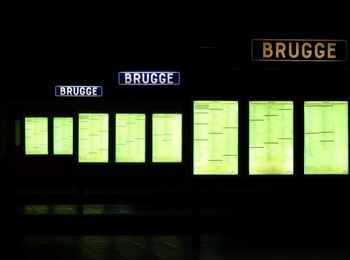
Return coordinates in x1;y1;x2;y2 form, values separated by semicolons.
1;0;350;245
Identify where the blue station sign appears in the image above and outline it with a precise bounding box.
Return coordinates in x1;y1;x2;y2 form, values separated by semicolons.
55;86;103;97
118;71;180;86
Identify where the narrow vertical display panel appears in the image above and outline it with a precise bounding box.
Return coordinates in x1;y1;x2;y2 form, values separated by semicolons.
53;117;73;155
249;101;293;175
78;113;109;163
116;114;145;162
152;114;182;162
15;120;21;146
194;101;238;175
25;117;48;155
305;101;348;174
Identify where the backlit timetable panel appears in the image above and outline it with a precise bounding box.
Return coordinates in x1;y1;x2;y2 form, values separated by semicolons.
194;101;238;175
152;114;182;162
78;114;109;163
249;101;293;175
305;101;348;174
25;117;48;155
53;117;73;155
116;114;145;162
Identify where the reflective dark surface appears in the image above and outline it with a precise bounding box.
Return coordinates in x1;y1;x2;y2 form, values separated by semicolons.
4;235;350;260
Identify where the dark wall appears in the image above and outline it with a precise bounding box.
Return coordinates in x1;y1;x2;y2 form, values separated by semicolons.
2;2;350;182
0;2;350;240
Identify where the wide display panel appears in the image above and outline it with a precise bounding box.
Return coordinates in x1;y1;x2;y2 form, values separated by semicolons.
25;117;48;155
194;101;238;175
78;113;109;163
152;114;182;162
305;101;348;174
53;117;73;155
116;114;145;162
249;101;293;175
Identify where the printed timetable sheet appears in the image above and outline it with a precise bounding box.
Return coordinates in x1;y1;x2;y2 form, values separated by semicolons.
249;101;293;175
152;114;182;162
54;117;73;155
79;113;109;163
305;101;348;174
194;101;238;175
25;117;48;155
116;114;145;162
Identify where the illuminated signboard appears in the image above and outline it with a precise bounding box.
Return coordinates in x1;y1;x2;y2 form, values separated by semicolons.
249;101;293;175
152;114;182;162
25;117;48;155
252;39;347;62
194;101;238;175
78;113;109;163
116;114;145;162
53;117;73;155
305;101;348;174
55;86;103;97
118;71;180;85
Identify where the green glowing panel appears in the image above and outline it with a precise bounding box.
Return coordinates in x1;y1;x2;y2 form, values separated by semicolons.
305;101;348;175
116;114;145;162
194;101;238;175
152;114;182;162
53;117;73;155
249;101;293;175
78;113;109;163
83;205;105;215
25;117;48;155
24;205;49;215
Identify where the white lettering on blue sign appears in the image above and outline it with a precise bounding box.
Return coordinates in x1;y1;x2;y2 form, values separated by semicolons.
118;71;180;86
55;86;103;97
